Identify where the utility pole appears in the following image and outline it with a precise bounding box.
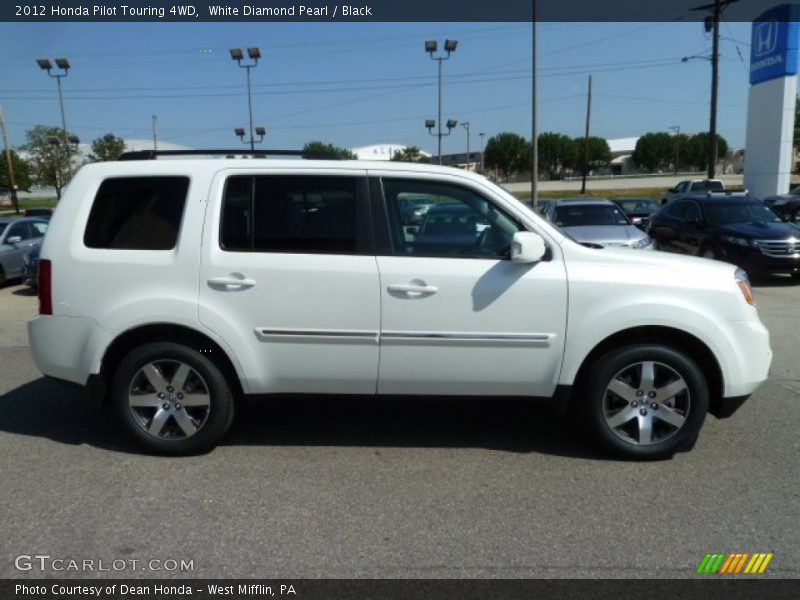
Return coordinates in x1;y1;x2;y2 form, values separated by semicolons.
581;75;593;195
0;106;19;215
669;125;681;175
461;121;470;170
692;0;738;179
152;115;158;151
532;0;539;209
479;132;485;173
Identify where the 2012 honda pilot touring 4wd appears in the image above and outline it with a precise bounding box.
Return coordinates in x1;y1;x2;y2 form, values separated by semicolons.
28;151;772;458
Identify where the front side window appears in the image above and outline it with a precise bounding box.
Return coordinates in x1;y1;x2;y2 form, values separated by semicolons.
221;175;359;254
382;178;522;258
84;176;189;250
7;222;32;241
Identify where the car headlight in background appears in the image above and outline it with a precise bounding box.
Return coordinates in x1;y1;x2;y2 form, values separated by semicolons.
630;237;653;249
721;235;752;247
735;268;755;306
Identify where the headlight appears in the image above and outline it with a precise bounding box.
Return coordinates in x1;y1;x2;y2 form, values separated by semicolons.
630;237;653;249
721;235;752;247
735;268;755;306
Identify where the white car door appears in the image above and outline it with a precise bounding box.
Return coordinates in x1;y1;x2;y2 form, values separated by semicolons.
371;173;568;396
198;169;380;395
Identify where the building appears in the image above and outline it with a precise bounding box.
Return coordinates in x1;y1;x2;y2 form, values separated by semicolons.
607;137;639;176
350;143;431;161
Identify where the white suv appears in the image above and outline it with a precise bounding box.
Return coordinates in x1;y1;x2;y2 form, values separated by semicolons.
28;151;772;458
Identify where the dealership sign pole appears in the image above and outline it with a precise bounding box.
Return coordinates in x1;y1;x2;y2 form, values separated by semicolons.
744;4;800;199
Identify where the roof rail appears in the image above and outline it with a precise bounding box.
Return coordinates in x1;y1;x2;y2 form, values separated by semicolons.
117;149;344;161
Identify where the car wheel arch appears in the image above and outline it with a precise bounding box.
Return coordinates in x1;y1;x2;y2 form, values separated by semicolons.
566;325;724;417
98;323;244;406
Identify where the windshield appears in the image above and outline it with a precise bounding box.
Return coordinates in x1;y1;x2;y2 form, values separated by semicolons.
554;204;631;227
614;199;661;214
705;202;782;225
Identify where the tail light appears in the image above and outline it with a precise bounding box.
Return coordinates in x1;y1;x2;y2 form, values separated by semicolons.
39;259;52;315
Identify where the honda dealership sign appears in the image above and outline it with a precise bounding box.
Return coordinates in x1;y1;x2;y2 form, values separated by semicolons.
750;6;800;85
744;4;800;199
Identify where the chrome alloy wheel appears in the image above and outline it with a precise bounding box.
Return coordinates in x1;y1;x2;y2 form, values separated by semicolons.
127;360;211;440
602;360;690;446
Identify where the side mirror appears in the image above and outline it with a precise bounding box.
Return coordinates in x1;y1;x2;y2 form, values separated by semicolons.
511;231;546;264
6;236;22;245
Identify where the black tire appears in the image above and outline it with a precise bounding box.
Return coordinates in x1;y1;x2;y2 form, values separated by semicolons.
112;342;235;455
0;265;6;287
577;344;709;460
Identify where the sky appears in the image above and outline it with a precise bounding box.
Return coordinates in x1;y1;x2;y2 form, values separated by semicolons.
0;19;756;154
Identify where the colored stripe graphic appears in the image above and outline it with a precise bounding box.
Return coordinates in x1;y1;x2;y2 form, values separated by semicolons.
700;552;774;574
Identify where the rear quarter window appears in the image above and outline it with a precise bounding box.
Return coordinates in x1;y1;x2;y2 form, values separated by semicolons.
83;176;189;250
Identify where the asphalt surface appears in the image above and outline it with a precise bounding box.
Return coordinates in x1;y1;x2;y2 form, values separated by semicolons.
0;278;798;579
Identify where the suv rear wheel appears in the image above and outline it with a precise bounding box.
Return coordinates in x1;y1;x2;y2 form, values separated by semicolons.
578;344;708;460
112;342;235;455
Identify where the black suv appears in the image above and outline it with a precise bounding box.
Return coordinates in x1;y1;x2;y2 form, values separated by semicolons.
648;195;800;277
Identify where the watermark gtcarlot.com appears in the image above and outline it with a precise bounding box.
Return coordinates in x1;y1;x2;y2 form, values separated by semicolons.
14;554;194;573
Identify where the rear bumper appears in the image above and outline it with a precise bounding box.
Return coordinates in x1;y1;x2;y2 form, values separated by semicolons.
28;315;110;386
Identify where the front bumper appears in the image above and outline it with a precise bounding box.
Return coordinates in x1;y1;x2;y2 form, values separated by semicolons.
722;245;800;275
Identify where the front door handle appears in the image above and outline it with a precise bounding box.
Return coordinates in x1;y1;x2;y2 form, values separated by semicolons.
208;276;256;289
387;283;438;296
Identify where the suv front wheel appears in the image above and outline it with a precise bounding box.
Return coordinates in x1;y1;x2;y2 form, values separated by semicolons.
579;344;709;460
112;342;235;455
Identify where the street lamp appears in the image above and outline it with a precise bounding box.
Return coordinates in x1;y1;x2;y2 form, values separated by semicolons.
681;53;718;177
426;118;458;164
234;126;266;148
460;121;471;171
425;39;458;165
37;56;73;172
230;46;263;151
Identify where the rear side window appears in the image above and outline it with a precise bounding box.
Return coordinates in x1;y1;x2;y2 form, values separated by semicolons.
221;175;359;254
84;177;189;249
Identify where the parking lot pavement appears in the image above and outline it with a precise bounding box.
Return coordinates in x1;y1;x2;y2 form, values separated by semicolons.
1;279;799;579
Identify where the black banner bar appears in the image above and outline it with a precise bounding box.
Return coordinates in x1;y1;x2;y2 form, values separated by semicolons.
0;0;791;23
3;579;800;600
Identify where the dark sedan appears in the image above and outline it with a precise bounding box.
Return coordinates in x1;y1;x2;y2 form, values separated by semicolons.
610;197;662;230
648;195;800;277
763;186;800;222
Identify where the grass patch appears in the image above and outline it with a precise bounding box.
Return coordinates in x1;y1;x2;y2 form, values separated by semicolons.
0;197;58;215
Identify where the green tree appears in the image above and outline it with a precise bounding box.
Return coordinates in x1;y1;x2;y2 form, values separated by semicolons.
24;125;75;200
89;133;126;162
484;132;529;181
303;141;356;159
572;136;611;172
537;132;577;178
391;146;428;163
0;150;32;196
684;132;729;171
632;132;674;172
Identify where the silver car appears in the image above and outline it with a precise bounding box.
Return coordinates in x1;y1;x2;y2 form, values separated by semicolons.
0;217;49;286
543;198;653;250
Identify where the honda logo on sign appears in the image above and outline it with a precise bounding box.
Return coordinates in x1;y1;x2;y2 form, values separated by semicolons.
754;21;779;57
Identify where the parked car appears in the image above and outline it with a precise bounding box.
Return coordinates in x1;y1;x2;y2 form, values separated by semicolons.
23;207;54;219
0;217;49;286
23;244;41;289
763;187;800;223
648;195;800;277
28;151;772;458
397;195;433;225
610;198;662;230
662;179;747;205
542;198;653;250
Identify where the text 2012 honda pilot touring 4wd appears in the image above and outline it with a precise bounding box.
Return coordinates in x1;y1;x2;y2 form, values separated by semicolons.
28;150;772;458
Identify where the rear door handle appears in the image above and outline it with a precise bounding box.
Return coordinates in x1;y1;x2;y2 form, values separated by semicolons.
208;276;256;289
387;283;438;296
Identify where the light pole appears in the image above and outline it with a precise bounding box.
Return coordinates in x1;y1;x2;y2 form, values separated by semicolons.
425;39;457;165
230;47;263;151
37;57;72;173
461;121;471;170
479;132;485;173
426;119;458;164
234;126;266;150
